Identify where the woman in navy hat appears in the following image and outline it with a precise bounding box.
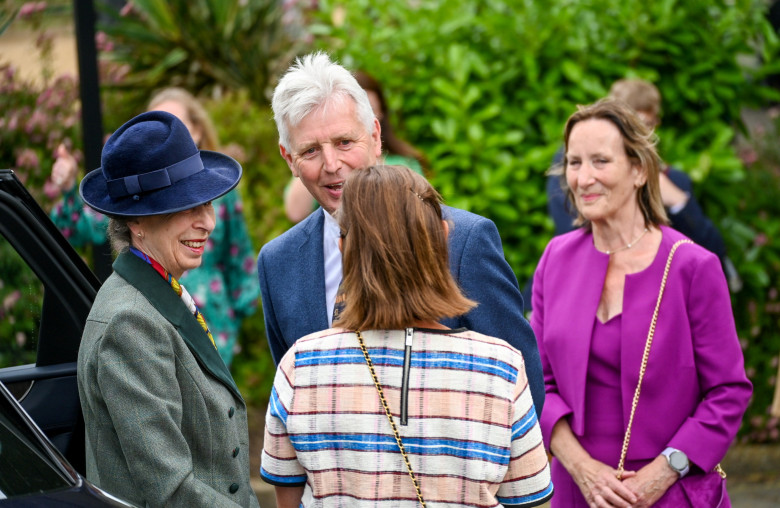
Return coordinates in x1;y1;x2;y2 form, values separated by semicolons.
76;111;261;508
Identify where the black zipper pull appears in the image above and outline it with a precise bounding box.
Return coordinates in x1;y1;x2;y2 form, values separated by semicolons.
401;327;413;426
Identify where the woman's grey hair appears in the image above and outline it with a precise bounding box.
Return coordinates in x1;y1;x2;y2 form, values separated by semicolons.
107;217;133;254
271;52;376;151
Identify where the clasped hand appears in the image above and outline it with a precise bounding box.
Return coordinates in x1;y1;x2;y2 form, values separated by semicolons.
575;456;677;508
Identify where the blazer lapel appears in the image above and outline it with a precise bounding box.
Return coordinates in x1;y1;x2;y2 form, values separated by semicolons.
547;231;609;436
296;209;329;333
113;252;242;400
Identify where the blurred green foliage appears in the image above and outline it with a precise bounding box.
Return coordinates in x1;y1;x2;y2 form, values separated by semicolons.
96;0;307;104
311;0;780;438
0;239;41;368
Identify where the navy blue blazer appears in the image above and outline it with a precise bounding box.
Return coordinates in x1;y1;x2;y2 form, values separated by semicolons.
257;206;545;416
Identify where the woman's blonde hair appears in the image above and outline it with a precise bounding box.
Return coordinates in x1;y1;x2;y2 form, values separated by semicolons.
147;87;220;151
561;98;668;230
334;165;476;330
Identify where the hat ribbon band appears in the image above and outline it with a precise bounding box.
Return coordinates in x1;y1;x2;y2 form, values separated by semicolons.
106;153;204;200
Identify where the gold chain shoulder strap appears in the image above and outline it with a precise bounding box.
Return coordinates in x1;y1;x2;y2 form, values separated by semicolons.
617;239;693;479
356;330;426;506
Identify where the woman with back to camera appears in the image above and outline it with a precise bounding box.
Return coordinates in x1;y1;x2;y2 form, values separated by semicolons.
261;165;553;507
531;98;751;507
77;111;260;507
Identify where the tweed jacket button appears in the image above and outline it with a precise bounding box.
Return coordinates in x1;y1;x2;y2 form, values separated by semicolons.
228;407;235;418
229;483;239;494
232;446;240;458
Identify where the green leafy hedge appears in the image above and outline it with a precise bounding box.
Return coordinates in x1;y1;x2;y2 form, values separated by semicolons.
311;0;780;439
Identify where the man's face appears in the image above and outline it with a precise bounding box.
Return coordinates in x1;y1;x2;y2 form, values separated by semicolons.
280;99;382;215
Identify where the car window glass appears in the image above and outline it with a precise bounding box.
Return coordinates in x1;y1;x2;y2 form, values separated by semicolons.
0;389;71;498
0;233;42;368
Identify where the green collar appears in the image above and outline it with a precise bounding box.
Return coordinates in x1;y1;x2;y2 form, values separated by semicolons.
113;251;242;401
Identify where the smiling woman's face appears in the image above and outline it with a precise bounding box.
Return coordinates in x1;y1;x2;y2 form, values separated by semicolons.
130;203;216;279
565;118;645;225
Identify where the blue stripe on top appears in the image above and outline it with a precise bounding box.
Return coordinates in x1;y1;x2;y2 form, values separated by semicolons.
512;407;539;440
497;481;554;505
260;467;306;485
296;347;518;382
268;387;288;425
289;433;510;464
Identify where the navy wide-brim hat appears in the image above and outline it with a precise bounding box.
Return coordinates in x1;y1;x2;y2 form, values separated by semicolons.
80;110;242;217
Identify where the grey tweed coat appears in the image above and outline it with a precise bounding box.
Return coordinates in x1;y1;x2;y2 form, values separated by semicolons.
77;251;261;508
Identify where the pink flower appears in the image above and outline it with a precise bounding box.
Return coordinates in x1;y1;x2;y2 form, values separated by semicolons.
119;2;135;17
3;290;21;310
15;148;39;170
16;331;27;347
209;278;223;293
755;233;768;247
94;31;114;52
230;245;239;256
739;147;758;166
18;1;46;19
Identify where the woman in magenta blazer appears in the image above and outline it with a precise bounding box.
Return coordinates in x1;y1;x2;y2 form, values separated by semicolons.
531;99;751;507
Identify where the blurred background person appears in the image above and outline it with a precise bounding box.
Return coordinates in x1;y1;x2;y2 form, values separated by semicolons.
532;99;751;506
78;111;260;507
262;165;553;507
283;70;428;223
49;87;258;367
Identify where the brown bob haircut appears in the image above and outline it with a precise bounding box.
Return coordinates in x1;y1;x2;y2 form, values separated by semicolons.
562;98;669;230
334;165;476;330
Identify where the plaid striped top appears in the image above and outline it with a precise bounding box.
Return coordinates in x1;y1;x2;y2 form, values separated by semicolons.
261;327;553;507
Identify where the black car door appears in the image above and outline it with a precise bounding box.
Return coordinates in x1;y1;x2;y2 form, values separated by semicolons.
0;169;100;474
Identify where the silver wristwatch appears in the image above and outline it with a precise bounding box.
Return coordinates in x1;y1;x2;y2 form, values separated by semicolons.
661;447;690;478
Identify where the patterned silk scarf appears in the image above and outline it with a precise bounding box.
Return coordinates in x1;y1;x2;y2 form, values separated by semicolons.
129;247;216;350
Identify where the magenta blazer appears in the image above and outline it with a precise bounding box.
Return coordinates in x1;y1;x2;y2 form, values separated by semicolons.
531;226;752;472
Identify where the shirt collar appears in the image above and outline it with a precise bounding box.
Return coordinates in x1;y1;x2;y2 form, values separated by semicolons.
323;209;340;240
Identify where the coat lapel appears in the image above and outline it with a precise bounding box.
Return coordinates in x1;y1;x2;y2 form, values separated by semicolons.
556;232;609;436
113;251;242;400
296;209;329;334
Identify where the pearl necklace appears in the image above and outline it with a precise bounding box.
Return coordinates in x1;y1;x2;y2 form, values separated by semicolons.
598;227;649;255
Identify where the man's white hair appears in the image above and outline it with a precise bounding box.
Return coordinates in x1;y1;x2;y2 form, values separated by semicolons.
272;52;376;150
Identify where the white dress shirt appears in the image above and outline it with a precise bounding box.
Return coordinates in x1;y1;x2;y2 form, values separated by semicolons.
323;210;342;327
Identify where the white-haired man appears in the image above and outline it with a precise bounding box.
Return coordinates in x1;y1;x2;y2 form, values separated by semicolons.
257;52;543;414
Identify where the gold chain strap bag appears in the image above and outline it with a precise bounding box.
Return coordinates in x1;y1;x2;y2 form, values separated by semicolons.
616;239;728;505
356;330;426;507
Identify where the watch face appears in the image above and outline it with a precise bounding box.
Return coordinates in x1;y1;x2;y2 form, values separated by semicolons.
670;451;688;471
